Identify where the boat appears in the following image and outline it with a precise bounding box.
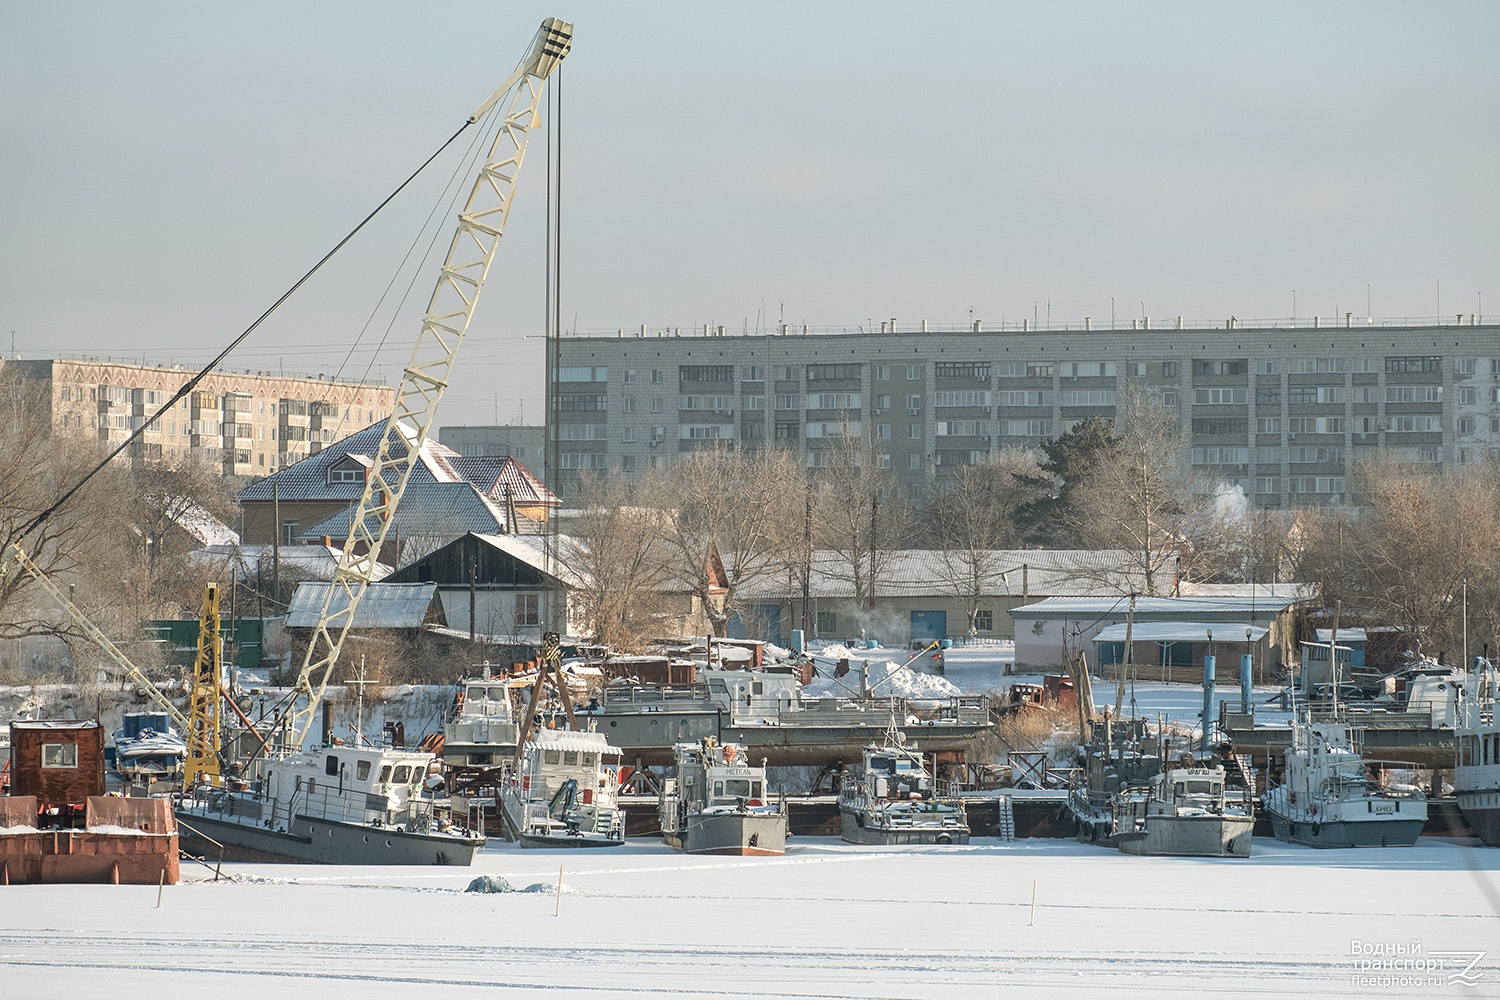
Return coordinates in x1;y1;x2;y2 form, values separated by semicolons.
500;729;625;848
1112;763;1255;857
1454;657;1500;846
1261;721;1427;848
837;724;969;845
658;737;787;856
1066;715;1164;845
442;674;522;768
112;711;187;783
175;742;485;865
588;666;991;767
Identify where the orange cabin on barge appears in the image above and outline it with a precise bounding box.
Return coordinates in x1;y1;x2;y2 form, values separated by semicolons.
1;720;178;885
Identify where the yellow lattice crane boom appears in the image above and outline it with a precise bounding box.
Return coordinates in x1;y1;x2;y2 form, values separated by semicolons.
184;584;223;789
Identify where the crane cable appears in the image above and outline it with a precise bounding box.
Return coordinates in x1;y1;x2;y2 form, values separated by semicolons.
17;118;479;546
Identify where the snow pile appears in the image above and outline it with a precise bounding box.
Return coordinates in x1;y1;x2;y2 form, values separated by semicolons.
803;647;961;701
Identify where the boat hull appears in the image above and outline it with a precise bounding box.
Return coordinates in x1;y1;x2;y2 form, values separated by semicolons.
665;812;787;856
176;806;484;865
838;807;969;846
1454;791;1500;847
518;833;624;849
1265;809;1424;848
1116;814;1255;857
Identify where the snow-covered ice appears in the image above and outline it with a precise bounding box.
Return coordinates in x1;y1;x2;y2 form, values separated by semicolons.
1;838;1496;997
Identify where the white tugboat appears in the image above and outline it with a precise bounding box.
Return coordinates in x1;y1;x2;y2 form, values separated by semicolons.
500;729;625;848
1262;721;1427;848
659;738;787;856
443;674;522;768
176;743;485;865
838;725;969;845
1454;658;1500;846
1113;764;1255;857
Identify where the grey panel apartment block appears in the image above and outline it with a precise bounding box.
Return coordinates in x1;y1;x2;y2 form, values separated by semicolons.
438;424;547;463
554;322;1500;506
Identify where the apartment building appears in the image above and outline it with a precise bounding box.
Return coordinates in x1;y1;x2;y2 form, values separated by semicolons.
553;320;1500;505
4;358;393;477
437;424;546;464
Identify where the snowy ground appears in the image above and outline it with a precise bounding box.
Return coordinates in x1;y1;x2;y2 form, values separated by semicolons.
2;838;1497;997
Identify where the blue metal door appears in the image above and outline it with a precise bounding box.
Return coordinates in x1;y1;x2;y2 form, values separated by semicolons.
910;610;947;642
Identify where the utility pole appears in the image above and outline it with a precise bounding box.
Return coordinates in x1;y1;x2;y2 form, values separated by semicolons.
867;492;878;610
801;483;813;634
271;479;280;611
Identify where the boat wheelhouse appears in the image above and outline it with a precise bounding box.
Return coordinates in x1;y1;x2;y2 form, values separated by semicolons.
1113;764;1255;857
838;726;969;845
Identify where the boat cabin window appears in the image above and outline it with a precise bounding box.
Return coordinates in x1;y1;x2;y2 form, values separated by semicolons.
356;760;371;781
581;753;597;767
1176;780;1214;796
325;755;339;776
716;779;753;798
869;757;892;773
490;686;507;701
544;750;561;765
379;765;392;783
895;759;915;772
392;765;411;784
563;751;579;766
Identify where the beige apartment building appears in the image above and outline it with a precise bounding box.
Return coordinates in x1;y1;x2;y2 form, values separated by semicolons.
4;358;393;477
553;319;1500;505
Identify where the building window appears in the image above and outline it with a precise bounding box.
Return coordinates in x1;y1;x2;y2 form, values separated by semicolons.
876;423;891;440
974;610;993;632
329;467;364;484
908;453;921;469
1457;358;1476;375
807;363;862;381
41;743;78;769
679;365;734;383
515;594;540;627
905;364;920;380
281;520;298;546
815;610;837;635
1385;356;1442;374
875;364;889;380
1161;362;1179;377
935;362;991;380
623;396;636;414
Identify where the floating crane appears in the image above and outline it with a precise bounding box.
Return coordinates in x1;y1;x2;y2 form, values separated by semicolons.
285;18;572;750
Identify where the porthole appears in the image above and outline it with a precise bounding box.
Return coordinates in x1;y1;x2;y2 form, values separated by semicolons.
329;829;335;838
309;825;316;835
385;839;393;848
363;835;370;843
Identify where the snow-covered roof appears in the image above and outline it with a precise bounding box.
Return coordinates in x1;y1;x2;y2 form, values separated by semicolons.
473;533;587;589
295;481;514;543
735;549;1149;600
1314;628;1368;643
1013;594;1303;620
528;730;621;755
1093;622;1269;644
188;544;393;583
239;423;558;508
286;582;442;629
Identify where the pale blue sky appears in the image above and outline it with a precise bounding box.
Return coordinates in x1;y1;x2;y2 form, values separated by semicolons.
3;3;1497;425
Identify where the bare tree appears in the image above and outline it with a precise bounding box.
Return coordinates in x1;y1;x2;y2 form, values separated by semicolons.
929;447;1046;632
657;444;804;637
1301;457;1500;659
564;471;678;650
1067;381;1212;594
811;424;912;610
0;370;137;643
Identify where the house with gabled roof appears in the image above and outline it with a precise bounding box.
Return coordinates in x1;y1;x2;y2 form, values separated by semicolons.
237;423;560;556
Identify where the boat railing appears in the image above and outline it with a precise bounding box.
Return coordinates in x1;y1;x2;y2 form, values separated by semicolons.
604;683;711;705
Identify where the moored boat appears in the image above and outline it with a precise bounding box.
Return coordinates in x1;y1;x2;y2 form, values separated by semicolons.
112;711;187;783
1454;658;1500;846
500;728;625;848
1113;764;1255;858
176;742;484;865
659;738;787;856
838;724;969;845
1261;721;1426;848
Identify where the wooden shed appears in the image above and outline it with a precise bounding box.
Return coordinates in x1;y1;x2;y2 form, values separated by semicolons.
8;720;106;806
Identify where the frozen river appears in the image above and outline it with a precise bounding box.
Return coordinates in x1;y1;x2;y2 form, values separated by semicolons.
2;837;1496;997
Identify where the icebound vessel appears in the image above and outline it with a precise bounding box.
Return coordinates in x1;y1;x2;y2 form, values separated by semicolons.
659;738;787;856
838;725;969;845
500;729;625;848
1113;764;1255;857
1261;721;1426;848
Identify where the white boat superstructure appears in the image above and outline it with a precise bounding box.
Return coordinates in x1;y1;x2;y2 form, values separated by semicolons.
838;726;969;845
444;675;522;768
1454;658;1500;846
176;743;484;865
1114;765;1255;857
500;729;625;848
1262;722;1426;848
659;738;787;856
